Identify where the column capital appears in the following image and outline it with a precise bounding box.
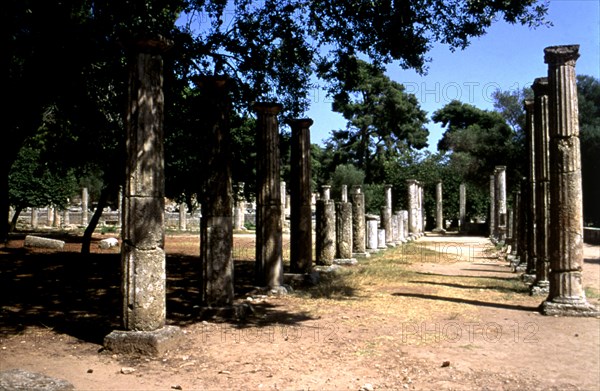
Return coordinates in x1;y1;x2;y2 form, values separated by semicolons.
544;45;580;67
494;165;507;172
253;102;284;115
287;118;314;128
351;185;362;194
384;184;393;190
194;75;231;90
532;77;549;96
523;98;535;111
406;179;418;185
122;34;173;54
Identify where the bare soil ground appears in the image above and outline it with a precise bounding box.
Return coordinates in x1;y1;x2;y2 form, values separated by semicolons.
1;231;599;391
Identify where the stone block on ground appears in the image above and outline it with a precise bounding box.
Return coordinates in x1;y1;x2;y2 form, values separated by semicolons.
23;235;65;250
104;325;183;356
99;237;119;249
0;369;74;391
333;258;358;266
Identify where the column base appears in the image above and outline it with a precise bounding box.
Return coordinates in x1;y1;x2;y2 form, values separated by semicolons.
352;252;370;258
530;280;550;296
432;228;446;234
521;273;536;283
539;300;600;317
104;325;183;356
513;263;527;273
333;258;358;266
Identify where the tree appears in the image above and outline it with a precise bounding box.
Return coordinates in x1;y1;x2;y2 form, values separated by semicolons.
577;75;600;226
2;0;550;241
322;59;429;182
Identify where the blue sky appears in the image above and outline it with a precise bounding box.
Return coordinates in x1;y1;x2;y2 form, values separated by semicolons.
305;0;600;152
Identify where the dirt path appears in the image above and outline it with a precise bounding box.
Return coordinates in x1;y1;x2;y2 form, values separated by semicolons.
1;233;599;390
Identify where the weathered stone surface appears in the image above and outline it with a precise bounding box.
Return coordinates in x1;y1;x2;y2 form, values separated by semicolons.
254;102;284;288
541;44;598;316
459;184;466;231
104;325;183;356
24;235;65;250
289;119;314;273
489;175;495;238
366;217;378;250
316;186;336;265
351;186;366;255
407;179;419;237
495;166;507;242
433;181;445;233
122;244;166;331
201;216;234;306
99;237;119;249
377;228;387;249
0;369;74;391
335;201;353;259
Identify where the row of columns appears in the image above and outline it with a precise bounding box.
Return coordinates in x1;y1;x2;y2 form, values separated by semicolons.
500;45;598;316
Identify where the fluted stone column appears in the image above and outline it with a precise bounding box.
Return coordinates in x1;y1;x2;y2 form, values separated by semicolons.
62;208;70;227
531;77;551;295
489;175;495;238
254;102;284;288
510;191;520;258
495;166;507;242
402;210;409;241
377;228;387;249
120;36;171;332
81;188;89;226
396;211;406;242
381;185;394;246
407;180;419;238
53;208;60;228
459;183;466;232
336;185;353;259
316;185;336;265
351;185;367;257
433;181;445;233
418;184;424;235
540;45;599;316
289;119;314;273
199;76;234;305
524;100;537;277
515;177;529;272
280;181;287;228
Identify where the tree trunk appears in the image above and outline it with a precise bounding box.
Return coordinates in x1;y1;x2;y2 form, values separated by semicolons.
9;206;23;233
81;184;112;254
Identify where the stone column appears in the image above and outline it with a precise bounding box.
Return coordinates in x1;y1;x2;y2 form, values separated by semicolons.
433;181;445;233
489;175;495;238
418;183;424;235
254;102;284;288
515;177;529;272
391;212;399;243
233;182;246;231
509;190;521;263
540;45;599;316
62;208;70;227
316;185;336;265
120;36;171;332
396;211;406;242
31;208;38;229
495;166;507;242
377;228;387;249
381;184;394;246
524;99;537;276
117;187;123;228
280;181;287;228
407;179;419;237
459;183;466;232
531;77;551;294
402;210;409;241
81;187;89;226
105;37;182;357
179;202;187;231
198;76;234;305
351;185;367;257
47;207;54;227
366;216;379;251
53;208;60;228
336;185;353;260
289;119;314;273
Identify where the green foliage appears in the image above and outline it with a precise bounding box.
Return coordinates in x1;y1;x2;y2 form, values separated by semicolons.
329;164;366;201
9;145;79;211
322;59;429;182
363;184;386;215
578;75;600;226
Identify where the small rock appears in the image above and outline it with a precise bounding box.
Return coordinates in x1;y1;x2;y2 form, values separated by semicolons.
218;370;231;375
120;367;136;374
441;361;450;368
171;385;183;390
360;384;374;391
87;369;93;374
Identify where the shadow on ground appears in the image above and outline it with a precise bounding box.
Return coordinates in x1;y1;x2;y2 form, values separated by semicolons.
0;236;314;345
